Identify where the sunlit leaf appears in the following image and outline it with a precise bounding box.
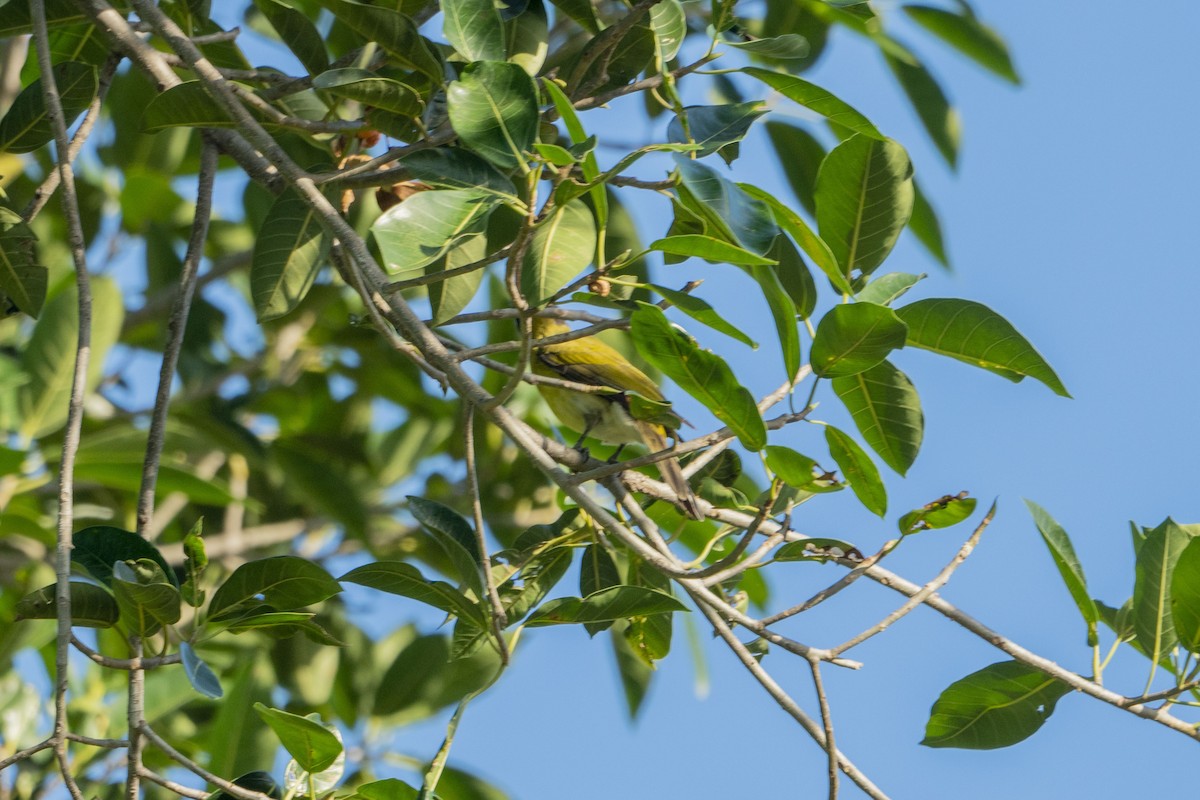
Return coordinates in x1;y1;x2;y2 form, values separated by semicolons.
448;61;538;170
832;360;922;474
922;661;1070;749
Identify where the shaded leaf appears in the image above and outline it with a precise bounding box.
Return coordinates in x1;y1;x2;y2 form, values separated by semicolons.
312;69;422;117
340;561;488;628
649;284;757;348
141;82;238;131
855;271;924;306
885;43;959;168
318;0;442;80
739;183;847;293
208;556;341;621
765;120;825;216
520;199;595;306
251;189;330;321
255;0;330;76
648;234;776;266
667;102;768;159
673;156;779;257
910;179;949;268
72;526;175;587
399;148;518;200
14;582;118;628
0;61;97;153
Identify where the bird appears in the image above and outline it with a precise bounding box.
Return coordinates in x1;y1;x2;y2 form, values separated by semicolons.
530;316;704;520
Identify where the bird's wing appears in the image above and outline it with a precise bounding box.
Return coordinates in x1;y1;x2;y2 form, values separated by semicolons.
537;343;665;401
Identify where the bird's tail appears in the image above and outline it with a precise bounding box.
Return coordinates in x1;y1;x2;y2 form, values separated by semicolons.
638;422;704;521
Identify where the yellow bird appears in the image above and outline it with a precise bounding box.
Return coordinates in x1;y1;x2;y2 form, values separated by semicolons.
531;316;703;520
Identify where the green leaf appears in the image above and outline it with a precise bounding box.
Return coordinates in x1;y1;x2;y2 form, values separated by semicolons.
0;218;47;317
769;234;816;320
1132;519;1194;667
630;304;766;451
910;179;949;268
764;446;821;490
831;360;922;474
526;585;688;626
739;184;848;294
667;102;768;159
904;5;1019;84
208;556;341;621
506;0;549;75
14;582;119;628
649;284;756;348
898;496;978;535
72;526;175;588
254;0;330;76
253;703;342;774
825;425;885;516
112;561;182;637
727;33;810;59
372;189;499;279
648;0;686;62
312;69;422;117
895;298;1070;396
810;302;907;378
317;0;442;81
407;495;484;595
520;199;596;306
885;44;960;169
213;772;282;800
374;632;501;716
742;67;883;139
443;0;506;61
547;0;600;33
739;261;801;382
141;82;238;131
428;231;489;325
447;61;538;170
580;543;622;635
340;561;488;628
251;189;330;322
0;61;97;154
648;234;777;266
922;661;1070;749
774;538;862;563
1096;598;1135;643
1172;538;1200;654
179;641;223;699
764;121;826;217
1025;500;1099;638
815;135;914;281
855;271;924;306
16;280;122;441
673;156;779;257
399;148;518;201
349;779;419;800
612;621;653;718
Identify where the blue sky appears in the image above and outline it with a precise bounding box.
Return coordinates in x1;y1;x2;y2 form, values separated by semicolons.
381;3;1200;798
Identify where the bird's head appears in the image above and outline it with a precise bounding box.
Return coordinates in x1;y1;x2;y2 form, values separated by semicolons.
531;316;571;339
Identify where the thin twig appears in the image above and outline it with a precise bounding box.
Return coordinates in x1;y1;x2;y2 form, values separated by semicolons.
809;658;839;800
138;723;277;800
136;139;218;535
71;634;181;669
418;699;471;800
761;540;899;626
126;638;145;800
385;245;511;291
464;406;509;664
0;739;52;771
693;597;890;800
137;767;210;800
829;504;996;657
31;4;93;796
65;733;128;749
1122;681;1200;708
